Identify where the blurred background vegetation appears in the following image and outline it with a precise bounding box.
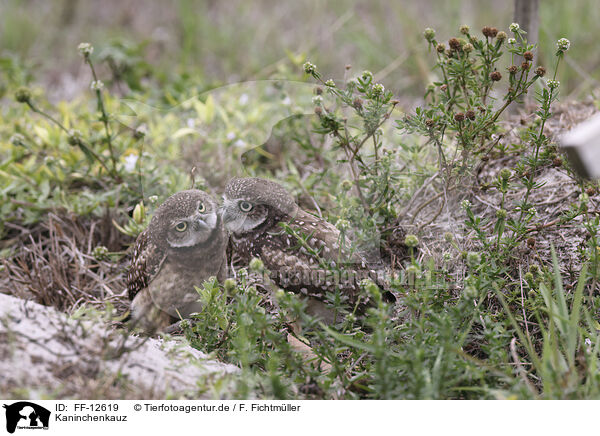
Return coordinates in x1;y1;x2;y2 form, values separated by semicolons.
1;0;598;101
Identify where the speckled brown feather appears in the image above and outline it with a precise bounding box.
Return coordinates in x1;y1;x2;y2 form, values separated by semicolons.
225;178;394;311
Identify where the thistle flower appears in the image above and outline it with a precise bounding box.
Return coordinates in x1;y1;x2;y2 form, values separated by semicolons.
459;24;470;34
509;22;520;32
507;38;517;45
547;79;560;89
462;43;474;53
362;70;373;80
312;95;323;106
325;79;335;87
496;31;507;41
496;208;507;219
461;199;471;209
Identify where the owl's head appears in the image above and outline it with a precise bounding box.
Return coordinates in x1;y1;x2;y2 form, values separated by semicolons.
149;190;221;248
222;177;298;235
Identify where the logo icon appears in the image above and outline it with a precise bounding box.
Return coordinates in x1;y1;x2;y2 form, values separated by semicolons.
3;402;50;434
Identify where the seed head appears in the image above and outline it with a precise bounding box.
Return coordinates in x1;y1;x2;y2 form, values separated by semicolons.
523;51;534;61
490;71;502;81
508;65;518;74
462;43;474;53
496;31;507;41
448;37;461;50
454;112;465;122
466;110;476;120
314;106;323;116
314;86;323;95
352;97;363;109
436;43;446;53
482;26;498;38
526;237;536;249
534;66;546;77
459;24;470;34
521;61;530;71
425;118;435;127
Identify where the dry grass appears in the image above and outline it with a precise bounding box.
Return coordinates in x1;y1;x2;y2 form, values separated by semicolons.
0;212;131;314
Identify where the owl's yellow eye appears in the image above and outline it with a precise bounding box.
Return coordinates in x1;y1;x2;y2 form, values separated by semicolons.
239;201;253;212
174;221;188;232
198;202;206;213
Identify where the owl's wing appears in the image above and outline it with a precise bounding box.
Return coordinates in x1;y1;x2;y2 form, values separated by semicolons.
126;228;165;300
289;209;363;266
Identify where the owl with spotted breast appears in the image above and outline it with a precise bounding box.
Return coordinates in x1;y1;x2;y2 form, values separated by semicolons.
221;177;394;322
126;189;227;333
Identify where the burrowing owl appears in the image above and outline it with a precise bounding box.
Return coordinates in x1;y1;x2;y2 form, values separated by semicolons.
222;177;394;322
126;190;227;333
